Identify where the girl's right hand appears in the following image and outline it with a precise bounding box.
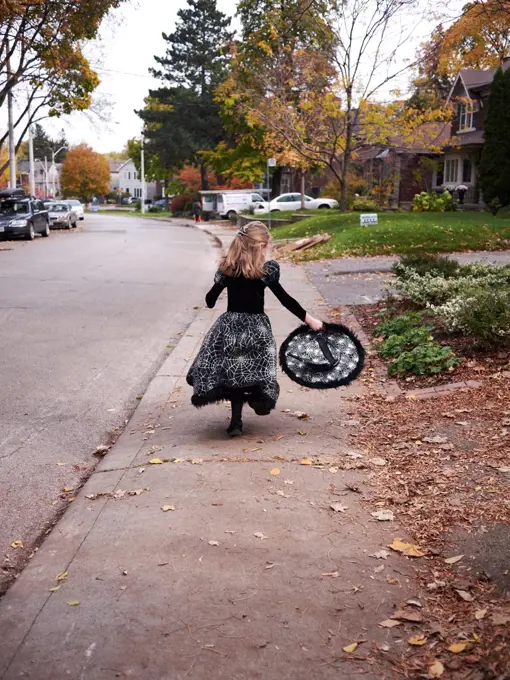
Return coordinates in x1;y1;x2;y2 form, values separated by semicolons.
305;313;324;331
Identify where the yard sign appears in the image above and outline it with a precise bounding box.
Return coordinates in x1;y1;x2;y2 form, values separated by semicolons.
360;213;378;226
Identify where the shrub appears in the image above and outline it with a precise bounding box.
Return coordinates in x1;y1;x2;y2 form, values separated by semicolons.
393;253;460;280
431;287;510;347
374;311;424;338
411;190;454;212
388;343;459;376
171;194;190;215
351;197;377;212
378;326;434;359
148;205;164;213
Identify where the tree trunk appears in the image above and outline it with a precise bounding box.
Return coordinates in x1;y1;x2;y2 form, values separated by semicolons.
300;169;305;210
200;162;209;191
340;104;354;212
164;178;170;211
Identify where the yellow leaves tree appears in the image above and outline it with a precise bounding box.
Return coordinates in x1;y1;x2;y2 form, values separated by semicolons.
61;145;110;202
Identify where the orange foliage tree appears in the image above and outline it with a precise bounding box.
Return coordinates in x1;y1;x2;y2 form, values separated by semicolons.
61;144;110;201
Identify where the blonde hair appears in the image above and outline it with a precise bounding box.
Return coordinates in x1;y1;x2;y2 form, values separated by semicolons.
219;221;271;279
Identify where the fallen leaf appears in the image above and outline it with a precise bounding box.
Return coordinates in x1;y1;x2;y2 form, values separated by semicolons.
423;435;448;444
491;613;510;625
408;634;427;646
330;502;348;513
474;609;487;620
448;641;469;653
392;609;423;623
371;509;394;521
371;549;390;560
300;458;312;465
496;466;510;473
322;571;339;578
208;540;220;546
297;430;307;436
329;467;339;473
63;486;74;493
224;530;236;534
390;538;425;557
379;619;401;628
161;505;176;512
10;540;23;549
149;458;163;465
191;458;203;465
55;571;68;582
293;411;309;419
270;468;280;476
284;479;294;485
253;532;267;540
67;601;80;607
369;457;387;466
275;434;283;441
374;565;385;573
406;598;423;608
444;554;464;565
48;586;61;593
343;643;357;653
56;462;66;466
456;590;474;602
428;660;445;677
276;490;289;498
172;458;185;464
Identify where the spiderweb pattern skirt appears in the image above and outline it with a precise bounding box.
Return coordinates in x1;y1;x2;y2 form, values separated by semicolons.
186;312;280;411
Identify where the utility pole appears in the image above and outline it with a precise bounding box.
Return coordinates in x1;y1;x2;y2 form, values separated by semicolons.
51;145;67;197
6;39;16;190
141;136;146;215
267;158;276;230
44;156;49;198
28;114;36;196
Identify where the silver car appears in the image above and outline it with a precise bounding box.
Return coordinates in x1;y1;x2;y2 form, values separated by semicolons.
48;202;78;229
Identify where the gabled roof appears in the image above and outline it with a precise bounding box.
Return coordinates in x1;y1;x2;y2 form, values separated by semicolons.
448;59;510;101
108;159;130;173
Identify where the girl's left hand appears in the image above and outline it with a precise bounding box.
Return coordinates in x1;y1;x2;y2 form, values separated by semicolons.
305;313;324;331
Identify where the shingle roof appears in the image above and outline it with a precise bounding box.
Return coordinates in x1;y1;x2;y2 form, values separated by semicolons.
108;159;129;172
460;59;510;90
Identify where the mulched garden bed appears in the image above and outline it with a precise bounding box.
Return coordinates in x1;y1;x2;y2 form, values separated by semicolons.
344;376;510;679
351;301;510;389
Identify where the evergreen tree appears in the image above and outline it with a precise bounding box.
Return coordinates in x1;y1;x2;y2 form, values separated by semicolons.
32;124;69;163
139;0;233;189
479;67;510;210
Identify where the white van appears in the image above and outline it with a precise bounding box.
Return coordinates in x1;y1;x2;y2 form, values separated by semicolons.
200;191;267;219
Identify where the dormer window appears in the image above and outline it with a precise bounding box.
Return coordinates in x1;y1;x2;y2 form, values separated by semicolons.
457;99;477;131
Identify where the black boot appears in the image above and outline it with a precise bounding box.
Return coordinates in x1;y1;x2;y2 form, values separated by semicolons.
227;396;243;437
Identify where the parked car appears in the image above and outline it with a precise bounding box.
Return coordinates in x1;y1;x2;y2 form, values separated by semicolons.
47;202;78;229
0;190;50;240
122;196;136;205
67;199;85;219
255;193;339;213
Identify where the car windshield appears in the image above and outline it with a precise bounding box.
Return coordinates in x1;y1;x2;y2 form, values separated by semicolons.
0;200;29;215
69;200;81;206
50;204;69;212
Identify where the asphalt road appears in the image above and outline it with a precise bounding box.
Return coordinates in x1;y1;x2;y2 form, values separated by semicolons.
0;214;215;590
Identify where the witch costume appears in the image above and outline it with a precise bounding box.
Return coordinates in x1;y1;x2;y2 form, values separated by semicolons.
186;260;307;415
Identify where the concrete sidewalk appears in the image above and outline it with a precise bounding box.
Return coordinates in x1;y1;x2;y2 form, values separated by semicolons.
0;223;414;679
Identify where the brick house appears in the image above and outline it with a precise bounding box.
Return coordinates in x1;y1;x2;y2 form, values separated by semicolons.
440;56;510;205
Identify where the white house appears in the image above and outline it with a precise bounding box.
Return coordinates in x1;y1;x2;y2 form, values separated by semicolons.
111;159;158;201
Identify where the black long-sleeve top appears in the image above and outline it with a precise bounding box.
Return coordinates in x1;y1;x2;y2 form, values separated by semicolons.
205;260;307;321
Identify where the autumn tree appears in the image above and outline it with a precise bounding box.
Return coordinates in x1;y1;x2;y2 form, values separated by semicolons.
138;0;233;190
61;144;110;202
0;0;126;174
231;0;450;210
410;0;510;108
479;67;510;210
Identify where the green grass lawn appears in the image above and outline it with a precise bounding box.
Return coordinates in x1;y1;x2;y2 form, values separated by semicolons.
271;211;510;259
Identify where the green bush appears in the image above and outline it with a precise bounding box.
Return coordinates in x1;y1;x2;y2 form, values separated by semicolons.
388;343;459;376
135;199;142;211
351;197;378;212
411;190;455;212
374;311;424;338
148;205;164;213
378;327;434;360
393;253;460;280
431;287;510;347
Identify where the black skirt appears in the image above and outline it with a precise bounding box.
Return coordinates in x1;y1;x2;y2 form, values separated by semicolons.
186;311;280;411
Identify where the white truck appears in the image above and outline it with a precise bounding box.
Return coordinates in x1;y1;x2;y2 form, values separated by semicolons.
200;190;267;219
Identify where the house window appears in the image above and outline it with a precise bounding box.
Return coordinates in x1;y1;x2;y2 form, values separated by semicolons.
458;101;474;131
128;172;131;180
133;171;138;180
445;158;459;184
462;159;472;183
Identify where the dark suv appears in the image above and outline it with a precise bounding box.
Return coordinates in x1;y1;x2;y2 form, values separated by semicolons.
0;189;50;240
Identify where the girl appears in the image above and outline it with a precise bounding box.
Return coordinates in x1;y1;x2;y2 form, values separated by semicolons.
186;221;323;436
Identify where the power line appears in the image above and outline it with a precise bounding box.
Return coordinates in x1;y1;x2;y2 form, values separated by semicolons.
94;66;156;79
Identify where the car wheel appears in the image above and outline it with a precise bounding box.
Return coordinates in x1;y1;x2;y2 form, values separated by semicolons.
226;210;237;219
25;224;35;240
65;218;71;230
79;216;84;221
270;209;280;213
318;204;331;209
41;220;50;237
72;219;77;228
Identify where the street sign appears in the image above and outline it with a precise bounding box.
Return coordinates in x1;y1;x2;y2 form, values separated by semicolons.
267;158;277;167
360;213;378;226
